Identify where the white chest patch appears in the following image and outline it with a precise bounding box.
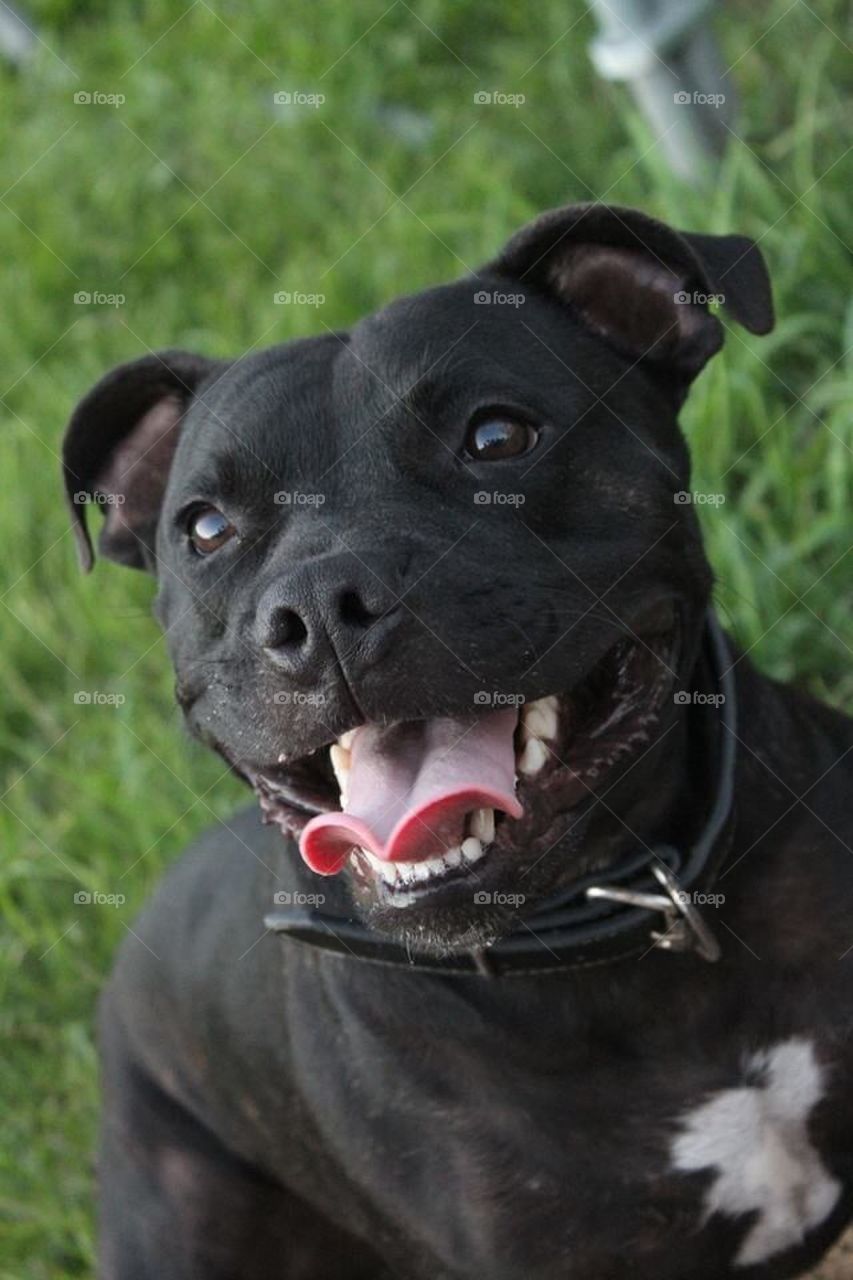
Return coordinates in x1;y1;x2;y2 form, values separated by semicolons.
670;1037;840;1267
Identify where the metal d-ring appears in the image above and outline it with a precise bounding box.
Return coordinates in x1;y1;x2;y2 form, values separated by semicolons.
586;862;721;962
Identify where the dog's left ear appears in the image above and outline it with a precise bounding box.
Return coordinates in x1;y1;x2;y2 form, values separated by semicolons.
62;350;225;573
484;203;774;385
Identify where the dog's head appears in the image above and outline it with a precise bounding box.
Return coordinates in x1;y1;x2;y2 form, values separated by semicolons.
63;204;773;952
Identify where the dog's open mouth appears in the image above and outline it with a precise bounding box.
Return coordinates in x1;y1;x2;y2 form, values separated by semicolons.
248;613;677;907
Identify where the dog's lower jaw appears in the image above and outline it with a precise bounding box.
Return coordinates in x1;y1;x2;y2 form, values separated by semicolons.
365;898;520;956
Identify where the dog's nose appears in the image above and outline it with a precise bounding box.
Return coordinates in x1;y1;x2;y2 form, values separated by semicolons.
254;571;401;677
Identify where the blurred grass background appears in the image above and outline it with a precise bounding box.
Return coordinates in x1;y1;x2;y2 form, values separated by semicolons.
0;0;851;1273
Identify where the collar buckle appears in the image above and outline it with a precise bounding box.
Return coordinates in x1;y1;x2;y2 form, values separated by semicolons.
586;863;721;963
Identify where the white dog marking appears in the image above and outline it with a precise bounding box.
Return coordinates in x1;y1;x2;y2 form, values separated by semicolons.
671;1038;840;1267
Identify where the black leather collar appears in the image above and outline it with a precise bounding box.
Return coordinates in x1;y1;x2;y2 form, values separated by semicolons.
265;613;735;976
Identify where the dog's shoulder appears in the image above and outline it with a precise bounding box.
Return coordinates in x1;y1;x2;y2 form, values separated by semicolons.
100;806;323;1077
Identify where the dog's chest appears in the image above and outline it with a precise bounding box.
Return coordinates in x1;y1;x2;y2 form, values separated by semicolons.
283;974;842;1280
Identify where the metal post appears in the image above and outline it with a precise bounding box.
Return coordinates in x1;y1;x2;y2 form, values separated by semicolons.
588;0;734;179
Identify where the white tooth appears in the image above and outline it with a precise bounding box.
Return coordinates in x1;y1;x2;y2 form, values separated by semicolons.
519;737;549;776
329;744;351;803
521;696;559;742
338;729;358;751
277;751;289;763
359;849;422;889
370;845;478;888
469;808;495;845
461;836;484;864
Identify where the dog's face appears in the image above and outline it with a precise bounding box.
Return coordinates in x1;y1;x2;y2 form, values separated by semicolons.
63;204;772;952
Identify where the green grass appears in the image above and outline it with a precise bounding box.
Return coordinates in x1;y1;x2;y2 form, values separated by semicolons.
1;0;851;1272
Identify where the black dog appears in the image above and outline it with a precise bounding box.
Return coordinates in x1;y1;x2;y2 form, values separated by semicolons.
63;204;853;1279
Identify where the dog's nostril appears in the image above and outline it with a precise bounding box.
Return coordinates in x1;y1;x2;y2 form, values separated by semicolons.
339;589;383;630
265;607;309;649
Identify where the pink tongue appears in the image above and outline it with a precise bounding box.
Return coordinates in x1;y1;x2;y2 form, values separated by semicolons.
299;710;522;875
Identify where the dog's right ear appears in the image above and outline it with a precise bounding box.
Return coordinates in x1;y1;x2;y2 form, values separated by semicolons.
62;350;224;573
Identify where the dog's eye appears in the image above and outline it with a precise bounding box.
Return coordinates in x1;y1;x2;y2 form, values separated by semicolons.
188;506;236;555
464;413;538;461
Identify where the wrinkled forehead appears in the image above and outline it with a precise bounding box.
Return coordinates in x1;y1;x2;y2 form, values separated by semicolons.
348;278;573;383
172;279;588;490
